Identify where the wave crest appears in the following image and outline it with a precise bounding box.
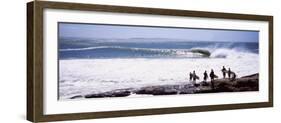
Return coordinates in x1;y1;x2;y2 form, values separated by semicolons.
60;46;257;59
60;46;211;58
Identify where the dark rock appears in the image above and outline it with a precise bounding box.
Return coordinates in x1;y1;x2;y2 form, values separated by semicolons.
240;73;258;78
85;93;106;98
85;90;131;98
135;86;178;95
195;89;215;93
201;82;210;86
215;82;234;92
83;73;259;98
70;95;83;99
112;90;131;97
235;79;258;88
194;83;200;87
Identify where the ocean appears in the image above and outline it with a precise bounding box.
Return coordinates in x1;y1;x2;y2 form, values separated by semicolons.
59;38;259;99
59;38;258;59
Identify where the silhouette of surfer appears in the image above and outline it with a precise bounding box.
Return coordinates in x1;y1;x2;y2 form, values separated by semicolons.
203;70;208;82
231;71;237;81
209;69;216;89
228;68;232;79
189;72;193;81
192;71;199;83
221;66;227;78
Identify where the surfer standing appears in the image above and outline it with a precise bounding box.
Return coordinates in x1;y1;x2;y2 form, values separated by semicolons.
209;69;215;89
189;72;193;81
221;66;227;78
231;72;237;81
228;68;232;79
203;71;208;82
192;71;199;83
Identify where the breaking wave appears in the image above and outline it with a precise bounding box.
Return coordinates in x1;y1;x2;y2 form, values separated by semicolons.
60;46;212;58
59;46;258;59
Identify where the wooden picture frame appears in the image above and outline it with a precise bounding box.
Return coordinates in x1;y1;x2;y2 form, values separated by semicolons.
27;1;273;122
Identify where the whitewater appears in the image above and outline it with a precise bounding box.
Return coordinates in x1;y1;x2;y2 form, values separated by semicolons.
59;48;259;99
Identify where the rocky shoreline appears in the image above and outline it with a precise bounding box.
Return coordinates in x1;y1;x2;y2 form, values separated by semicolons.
70;73;259;99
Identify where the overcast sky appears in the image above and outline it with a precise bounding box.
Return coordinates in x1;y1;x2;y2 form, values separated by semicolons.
59;23;259;42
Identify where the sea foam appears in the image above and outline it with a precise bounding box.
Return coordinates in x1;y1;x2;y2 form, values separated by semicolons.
59;54;259;99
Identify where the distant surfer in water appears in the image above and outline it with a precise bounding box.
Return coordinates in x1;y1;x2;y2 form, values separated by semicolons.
203;71;208;82
221;66;227;78
209;69;216;89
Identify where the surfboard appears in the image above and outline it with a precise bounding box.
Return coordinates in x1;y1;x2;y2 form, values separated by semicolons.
214;75;218;78
195;75;200;80
230;72;236;78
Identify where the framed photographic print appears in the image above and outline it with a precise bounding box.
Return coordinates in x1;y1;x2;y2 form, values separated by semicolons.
27;1;273;122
